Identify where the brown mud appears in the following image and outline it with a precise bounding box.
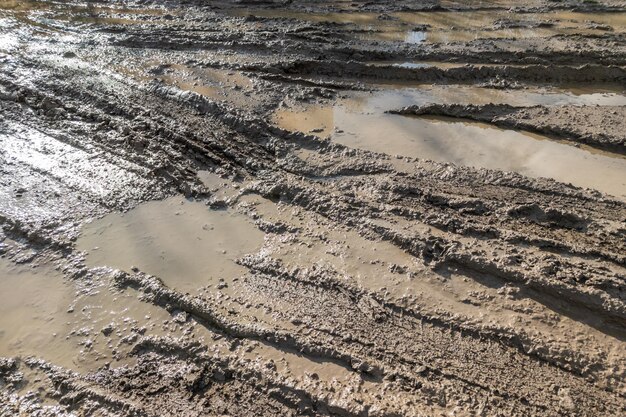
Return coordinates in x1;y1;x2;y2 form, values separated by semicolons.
1;0;625;416
390;103;626;154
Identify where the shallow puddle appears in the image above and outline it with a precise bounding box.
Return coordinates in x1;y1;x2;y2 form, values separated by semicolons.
0;258;76;368
77;196;265;293
381;10;626;43
156;64;253;102
115;61;257;107
232;8;625;44
274;90;626;200
0;256;177;372
359;84;626;107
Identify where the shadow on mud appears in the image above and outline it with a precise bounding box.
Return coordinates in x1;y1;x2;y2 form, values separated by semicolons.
436;265;626;342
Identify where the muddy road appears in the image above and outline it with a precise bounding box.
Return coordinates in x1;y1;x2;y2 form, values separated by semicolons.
0;0;625;416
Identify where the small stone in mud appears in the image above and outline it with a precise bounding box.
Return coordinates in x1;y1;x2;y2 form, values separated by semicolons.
172;311;188;324
415;365;427;374
120;333;138;344
497;284;520;300
101;324;115;336
133;326;147;335
62;51;76;58
558;388;576;410
0;358;17;372
388;264;407;274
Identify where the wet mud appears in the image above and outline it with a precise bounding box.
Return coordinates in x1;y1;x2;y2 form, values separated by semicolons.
391;103;626;154
1;0;625;416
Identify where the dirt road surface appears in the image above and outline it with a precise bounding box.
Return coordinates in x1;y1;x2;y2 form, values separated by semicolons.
0;1;625;416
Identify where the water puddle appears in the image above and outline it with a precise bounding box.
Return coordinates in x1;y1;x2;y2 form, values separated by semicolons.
198;170;243;201
0;256;178;372
77;196;265;293
370;10;626;43
360;84;626;106
154;64;253;102
273;89;626;200
0;258;75;367
274;104;336;137
395;10;626;32
231;8;625;44
116;61;257;107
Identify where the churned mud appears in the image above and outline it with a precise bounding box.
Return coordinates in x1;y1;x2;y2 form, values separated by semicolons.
273;94;626;199
1;0;625;416
391;103;626;154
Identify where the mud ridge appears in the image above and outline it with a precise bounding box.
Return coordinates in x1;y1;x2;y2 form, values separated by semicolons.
391;103;626;154
248;179;626;324
112;271;382;375
238;254;621;385
243;61;626;86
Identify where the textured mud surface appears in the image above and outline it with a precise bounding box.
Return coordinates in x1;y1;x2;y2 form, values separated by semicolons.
1;0;625;416
391;103;626;154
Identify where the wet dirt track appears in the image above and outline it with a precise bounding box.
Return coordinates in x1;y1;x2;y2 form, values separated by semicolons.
0;0;625;416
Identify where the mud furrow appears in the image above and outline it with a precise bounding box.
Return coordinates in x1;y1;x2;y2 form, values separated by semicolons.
234;260;624;414
238;253;623;382
112;271;382;375
248;178;626;322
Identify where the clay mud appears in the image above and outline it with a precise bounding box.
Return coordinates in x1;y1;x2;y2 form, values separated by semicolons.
273;96;626;200
77;195;265;293
1;1;625;416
